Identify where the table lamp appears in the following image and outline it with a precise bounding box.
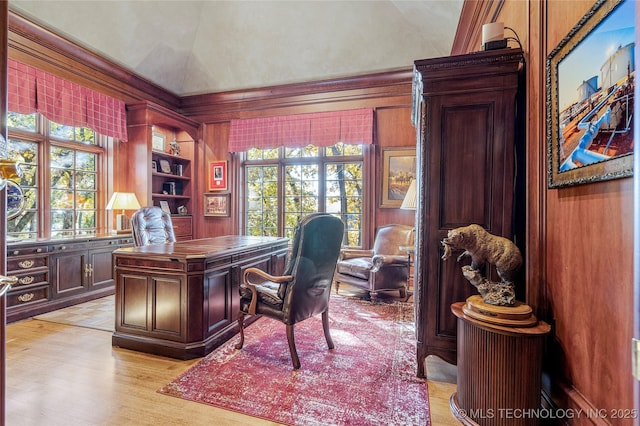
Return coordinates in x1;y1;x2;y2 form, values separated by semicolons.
106;192;141;234
400;179;417;210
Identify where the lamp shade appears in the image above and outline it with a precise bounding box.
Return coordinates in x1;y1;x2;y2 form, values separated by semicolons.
105;192;141;211
400;179;417;210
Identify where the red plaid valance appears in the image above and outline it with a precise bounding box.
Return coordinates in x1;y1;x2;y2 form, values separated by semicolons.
228;108;373;152
7;59;128;141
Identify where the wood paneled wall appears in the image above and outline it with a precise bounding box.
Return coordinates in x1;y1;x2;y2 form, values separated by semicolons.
183;77;419;242
455;0;634;418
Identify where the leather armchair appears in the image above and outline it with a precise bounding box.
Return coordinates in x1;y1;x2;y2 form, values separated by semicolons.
334;224;414;302
130;206;177;247
235;213;345;370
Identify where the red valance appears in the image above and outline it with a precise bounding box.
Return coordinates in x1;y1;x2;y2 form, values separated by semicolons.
228;108;373;152
7;59;128;141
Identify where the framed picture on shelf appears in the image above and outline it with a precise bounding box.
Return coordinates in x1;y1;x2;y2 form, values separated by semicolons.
159;159;172;174
159;200;171;215
546;0;634;188
204;193;230;217
380;147;416;208
208;160;228;191
152;132;166;152
151;161;157;172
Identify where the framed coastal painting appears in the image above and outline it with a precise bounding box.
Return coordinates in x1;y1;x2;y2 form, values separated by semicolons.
380;147;416;208
546;0;634;188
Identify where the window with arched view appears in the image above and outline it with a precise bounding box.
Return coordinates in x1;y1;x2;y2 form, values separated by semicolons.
243;143;366;247
7;111;106;240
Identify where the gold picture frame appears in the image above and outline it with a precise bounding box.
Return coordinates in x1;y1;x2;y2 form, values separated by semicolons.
204;193;230;217
546;0;634;188
380;147;416;208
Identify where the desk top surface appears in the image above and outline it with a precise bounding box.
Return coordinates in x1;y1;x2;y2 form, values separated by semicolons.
114;235;289;259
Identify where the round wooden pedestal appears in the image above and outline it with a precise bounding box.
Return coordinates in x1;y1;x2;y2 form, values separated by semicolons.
450;298;550;426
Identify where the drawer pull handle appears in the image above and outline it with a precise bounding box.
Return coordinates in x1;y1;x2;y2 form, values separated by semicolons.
17;293;35;302
18;276;34;285
36;248;42;253
13;250;19;256
18;260;34;269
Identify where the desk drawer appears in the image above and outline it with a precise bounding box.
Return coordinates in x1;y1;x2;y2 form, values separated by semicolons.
8;256;48;272
7;285;49;307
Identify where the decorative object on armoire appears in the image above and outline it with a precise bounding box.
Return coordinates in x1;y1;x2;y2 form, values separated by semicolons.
105;192;142;234
413;47;524;375
441;224;522;306
547;0;634;188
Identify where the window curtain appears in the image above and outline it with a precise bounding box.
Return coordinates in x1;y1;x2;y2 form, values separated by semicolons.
228;108;373;152
7;59;128;141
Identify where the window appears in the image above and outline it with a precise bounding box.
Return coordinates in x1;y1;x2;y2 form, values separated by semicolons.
7;111;106;240
244;143;366;246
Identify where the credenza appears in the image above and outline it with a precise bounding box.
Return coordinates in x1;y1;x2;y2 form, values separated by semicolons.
112;236;289;359
7;235;133;323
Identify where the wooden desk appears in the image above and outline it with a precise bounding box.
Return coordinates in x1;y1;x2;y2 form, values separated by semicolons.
112;236;289;359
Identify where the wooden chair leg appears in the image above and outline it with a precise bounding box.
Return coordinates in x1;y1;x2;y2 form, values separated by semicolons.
234;311;245;350
286;324;301;370
322;310;334;349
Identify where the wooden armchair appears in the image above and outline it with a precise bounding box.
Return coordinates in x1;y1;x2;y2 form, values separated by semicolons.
333;224;414;302
235;213;345;369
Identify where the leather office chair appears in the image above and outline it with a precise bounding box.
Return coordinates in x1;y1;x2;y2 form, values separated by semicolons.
130;206;177;247
333;224;414;302
235;213;345;370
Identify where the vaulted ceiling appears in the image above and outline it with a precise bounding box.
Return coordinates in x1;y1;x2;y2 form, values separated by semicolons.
9;1;464;97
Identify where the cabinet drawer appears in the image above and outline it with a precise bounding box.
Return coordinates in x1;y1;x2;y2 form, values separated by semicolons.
8;256;48;272
7;285;49;307
9;246;48;256
172;216;192;237
11;268;49;288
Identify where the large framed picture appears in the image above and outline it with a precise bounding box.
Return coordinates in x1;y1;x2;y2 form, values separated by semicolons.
204;193;230;217
380;147;416;208
546;0;634;188
208;161;228;191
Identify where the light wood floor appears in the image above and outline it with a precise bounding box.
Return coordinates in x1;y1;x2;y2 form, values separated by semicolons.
5;298;459;426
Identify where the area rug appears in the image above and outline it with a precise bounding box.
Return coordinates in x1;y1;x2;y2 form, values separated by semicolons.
158;295;429;425
32;295;114;332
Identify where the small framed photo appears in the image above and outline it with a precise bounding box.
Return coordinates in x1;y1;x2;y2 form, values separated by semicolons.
151;161;157;172
159;159;172;174
152;132;166;152
204;193;230;217
209;160;228;191
159;200;171;215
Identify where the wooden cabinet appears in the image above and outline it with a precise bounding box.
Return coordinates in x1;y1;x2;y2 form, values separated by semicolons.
171;215;193;241
413;48;523;376
123;101;200;239
6;235;133;322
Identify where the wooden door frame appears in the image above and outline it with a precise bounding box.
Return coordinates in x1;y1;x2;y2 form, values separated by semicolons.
1;1;8;424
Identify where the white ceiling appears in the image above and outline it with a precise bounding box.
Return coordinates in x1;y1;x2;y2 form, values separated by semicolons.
9;0;464;97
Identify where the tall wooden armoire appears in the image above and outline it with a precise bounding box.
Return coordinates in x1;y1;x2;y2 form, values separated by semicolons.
413;48;524;377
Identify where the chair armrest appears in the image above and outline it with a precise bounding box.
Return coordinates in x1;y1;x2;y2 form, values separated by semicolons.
371;254;409;272
339;248;374;260
242;268;293;315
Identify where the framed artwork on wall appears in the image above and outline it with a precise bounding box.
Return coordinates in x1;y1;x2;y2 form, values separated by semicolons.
204;193;230;217
380;147;416;208
209;161;228;191
546;0;634;188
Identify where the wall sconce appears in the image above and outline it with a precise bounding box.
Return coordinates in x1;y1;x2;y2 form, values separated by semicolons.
400;179;417;210
105;192;142;234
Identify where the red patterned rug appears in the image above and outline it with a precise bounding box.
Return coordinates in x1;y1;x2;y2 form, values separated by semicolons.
157;294;430;425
